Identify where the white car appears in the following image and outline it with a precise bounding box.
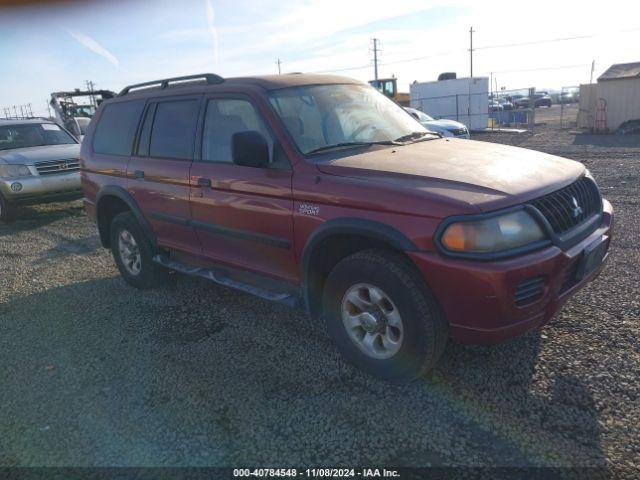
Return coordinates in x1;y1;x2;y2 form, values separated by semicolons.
404;107;470;139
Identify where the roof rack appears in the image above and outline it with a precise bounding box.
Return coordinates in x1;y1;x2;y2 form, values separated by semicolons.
118;73;224;96
1;116;53;122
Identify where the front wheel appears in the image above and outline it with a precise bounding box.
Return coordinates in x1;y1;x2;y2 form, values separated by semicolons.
110;212;168;289
322;250;448;382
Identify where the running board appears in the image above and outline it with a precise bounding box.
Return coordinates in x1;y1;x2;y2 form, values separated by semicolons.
153;254;302;308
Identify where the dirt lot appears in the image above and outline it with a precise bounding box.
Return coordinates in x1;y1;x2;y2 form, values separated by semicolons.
1;105;638;477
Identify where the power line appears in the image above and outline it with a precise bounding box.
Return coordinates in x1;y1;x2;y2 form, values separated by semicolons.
297;25;640;77
482;64;588;75
475;26;640;51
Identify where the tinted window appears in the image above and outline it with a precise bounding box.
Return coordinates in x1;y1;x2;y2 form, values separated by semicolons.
93;100;144;156
149;100;199;160
202;99;273;164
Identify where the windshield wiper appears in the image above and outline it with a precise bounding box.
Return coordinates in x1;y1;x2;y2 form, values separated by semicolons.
394;131;441;143
306;140;400;155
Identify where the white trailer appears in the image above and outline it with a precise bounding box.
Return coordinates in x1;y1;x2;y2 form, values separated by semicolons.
410;77;489;131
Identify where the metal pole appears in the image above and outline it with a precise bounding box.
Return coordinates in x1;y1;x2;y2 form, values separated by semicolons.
86;80;96;107
372;38;379;81
276;59;282;75
529;87;536;133
494;76;499;130
560;87;564;129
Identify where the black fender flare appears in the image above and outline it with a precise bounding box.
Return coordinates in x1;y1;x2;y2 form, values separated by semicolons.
300;217;419;313
95;186;156;248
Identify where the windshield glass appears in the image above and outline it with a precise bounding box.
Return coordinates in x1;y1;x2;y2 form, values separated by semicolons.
0;123;76;151
408;108;434;122
268;84;427;155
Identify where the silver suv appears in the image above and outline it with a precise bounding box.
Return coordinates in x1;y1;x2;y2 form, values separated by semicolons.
0;119;82;222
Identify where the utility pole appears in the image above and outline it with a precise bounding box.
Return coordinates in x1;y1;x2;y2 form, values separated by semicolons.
276;58;282;75
469;27;475;78
86;80;96;107
590;60;595;84
372;38;380;81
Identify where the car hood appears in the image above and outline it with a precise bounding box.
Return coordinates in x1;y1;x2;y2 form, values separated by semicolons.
316;139;585;212
0;144;80;165
423;119;466;130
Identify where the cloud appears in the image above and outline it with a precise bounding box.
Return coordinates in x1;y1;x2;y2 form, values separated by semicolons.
204;0;219;69
66;29;119;67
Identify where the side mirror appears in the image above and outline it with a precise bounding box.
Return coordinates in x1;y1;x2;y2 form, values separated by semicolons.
231;130;270;168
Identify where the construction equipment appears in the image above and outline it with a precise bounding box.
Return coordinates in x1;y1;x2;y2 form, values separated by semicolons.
368;78;410;106
50;88;115;138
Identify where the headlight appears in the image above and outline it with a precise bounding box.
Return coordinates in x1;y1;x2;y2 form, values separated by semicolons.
440;209;545;254
0;164;32;179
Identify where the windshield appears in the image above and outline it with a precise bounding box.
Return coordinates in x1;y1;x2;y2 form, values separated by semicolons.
0;123;76;151
407;108;434;123
268;84;427;155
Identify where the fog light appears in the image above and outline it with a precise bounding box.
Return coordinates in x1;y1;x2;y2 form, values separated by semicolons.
10;182;22;192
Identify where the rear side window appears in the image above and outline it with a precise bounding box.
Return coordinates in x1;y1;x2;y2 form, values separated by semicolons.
93;100;145;156
149;100;199;160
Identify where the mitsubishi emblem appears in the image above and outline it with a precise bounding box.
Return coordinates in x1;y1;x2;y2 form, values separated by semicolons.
571;196;583;218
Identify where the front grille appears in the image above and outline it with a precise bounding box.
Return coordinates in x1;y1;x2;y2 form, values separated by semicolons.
514;276;545;306
35;158;80;176
450;128;468;136
529;176;601;235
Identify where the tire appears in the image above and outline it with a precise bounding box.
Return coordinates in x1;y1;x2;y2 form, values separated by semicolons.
110;211;168;289
0;193;16;223
322;249;448;382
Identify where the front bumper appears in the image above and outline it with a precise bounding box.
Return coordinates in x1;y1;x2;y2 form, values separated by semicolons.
0;172;82;205
409;199;614;344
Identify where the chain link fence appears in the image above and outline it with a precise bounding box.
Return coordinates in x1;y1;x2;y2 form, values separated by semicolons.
410;87;550;132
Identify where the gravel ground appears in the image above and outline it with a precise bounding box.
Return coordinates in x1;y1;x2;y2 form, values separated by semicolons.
1;107;638;477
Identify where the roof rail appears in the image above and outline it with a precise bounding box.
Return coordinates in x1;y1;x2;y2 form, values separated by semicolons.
1;116;53;122
118;73;224;96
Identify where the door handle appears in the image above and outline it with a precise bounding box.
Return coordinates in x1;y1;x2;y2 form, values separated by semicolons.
134;170;144;179
197;177;212;187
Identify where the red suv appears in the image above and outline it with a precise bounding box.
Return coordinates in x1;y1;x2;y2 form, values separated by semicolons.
81;73;613;381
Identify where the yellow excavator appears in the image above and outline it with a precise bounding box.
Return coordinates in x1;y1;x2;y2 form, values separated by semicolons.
368;77;410;106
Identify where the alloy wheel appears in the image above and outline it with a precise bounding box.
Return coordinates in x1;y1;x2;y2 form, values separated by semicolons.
340;283;404;359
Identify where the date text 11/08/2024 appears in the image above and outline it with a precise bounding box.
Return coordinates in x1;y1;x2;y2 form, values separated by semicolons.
232;468;400;478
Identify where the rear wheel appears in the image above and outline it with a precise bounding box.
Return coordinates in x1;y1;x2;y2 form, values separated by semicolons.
322;249;448;382
0;193;16;223
110;212;168;289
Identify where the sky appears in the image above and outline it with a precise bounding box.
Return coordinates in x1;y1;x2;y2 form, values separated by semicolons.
1;0;640;117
